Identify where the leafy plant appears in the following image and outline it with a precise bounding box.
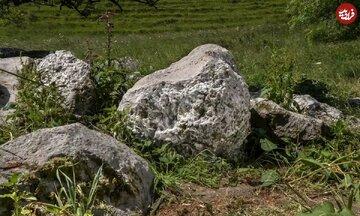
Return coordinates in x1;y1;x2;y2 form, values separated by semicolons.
287;0;360;42
91;61;141;111
0;64;76;144
0;173;36;216
261;170;280;187
261;49;298;108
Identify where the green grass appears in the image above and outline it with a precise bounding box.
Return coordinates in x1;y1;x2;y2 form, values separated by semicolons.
0;0;360;215
1;0;359;109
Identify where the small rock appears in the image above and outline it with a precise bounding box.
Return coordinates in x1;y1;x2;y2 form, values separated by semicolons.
36;51;95;114
115;57;140;71
119;44;251;160
0;109;14;126
293;94;343;124
0;123;154;215
251;98;329;142
348;97;360;108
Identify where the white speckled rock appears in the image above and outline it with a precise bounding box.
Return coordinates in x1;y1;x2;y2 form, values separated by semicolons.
293;94;343;124
118;44;251;160
36;51;94;114
0;123;154;215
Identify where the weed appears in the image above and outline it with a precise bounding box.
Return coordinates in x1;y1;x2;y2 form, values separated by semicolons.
47;163;103;216
0;65;76;144
91;60;141;111
261;49;298;108
99;11;115;67
0;173;37;216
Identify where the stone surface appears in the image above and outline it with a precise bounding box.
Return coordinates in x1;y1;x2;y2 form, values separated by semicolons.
36;51;95;114
0;109;14;126
0;123;154;215
116;57;140;71
0;57;32;107
293;94;342;124
118;44;251;160
348;97;360;108
251;98;328;142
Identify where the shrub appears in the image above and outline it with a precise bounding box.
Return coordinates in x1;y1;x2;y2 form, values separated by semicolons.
261;49;298;108
0;65;76;144
287;0;360;42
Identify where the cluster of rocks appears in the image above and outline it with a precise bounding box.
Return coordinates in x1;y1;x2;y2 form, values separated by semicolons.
0;44;359;215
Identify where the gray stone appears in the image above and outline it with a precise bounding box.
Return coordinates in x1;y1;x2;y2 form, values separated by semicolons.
118;44;251;160
0;57;32;107
0;109;14;126
36;51;95;114
0;123;154;215
348;97;360;108
251;98;328;142
293;94;342;124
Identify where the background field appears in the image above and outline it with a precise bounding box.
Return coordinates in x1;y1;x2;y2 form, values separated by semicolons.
1;0;359;109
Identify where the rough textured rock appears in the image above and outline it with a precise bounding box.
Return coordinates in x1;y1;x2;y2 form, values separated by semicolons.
293;94;342;124
36;51;95;114
0;57;32;107
251;98;328;142
348;97;360;108
118;44;251;160
0;123;154;215
347;116;360;131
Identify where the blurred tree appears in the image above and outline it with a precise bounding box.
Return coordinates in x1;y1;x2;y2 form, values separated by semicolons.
287;0;360;42
0;0;158;20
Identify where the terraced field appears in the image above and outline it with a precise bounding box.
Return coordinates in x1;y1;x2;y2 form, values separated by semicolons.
1;0;286;35
0;0;359;109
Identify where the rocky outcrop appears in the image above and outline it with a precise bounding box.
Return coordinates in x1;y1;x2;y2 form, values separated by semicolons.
0;123;154;215
293;94;342;124
251;98;328;142
118;44;251;160
0;57;32;107
36;51;95;114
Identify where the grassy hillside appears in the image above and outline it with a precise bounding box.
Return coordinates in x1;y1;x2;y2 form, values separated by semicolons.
0;1;360;215
1;0;359;108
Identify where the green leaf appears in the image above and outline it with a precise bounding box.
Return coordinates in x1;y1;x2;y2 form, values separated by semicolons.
339;208;355;216
260;139;277;152
261;170;279;187
299;158;324;169
297;202;336;216
343;174;352;188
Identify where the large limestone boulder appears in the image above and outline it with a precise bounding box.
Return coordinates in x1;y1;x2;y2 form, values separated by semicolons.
36;51;95;114
251;98;329;142
293;94;342;124
118;44;251;160
0;123;154;215
0;57;32;107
